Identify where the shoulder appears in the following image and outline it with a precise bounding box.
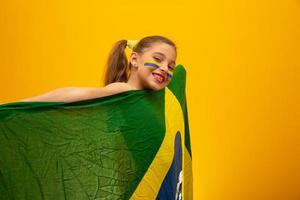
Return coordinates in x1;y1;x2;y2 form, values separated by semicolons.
103;82;134;91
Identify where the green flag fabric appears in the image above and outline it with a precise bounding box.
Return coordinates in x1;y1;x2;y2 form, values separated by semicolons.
0;65;193;200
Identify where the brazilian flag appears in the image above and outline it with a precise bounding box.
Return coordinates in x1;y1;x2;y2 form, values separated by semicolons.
0;65;193;200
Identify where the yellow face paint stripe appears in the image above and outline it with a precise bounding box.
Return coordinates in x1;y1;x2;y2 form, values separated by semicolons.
130;87;185;199
144;59;161;67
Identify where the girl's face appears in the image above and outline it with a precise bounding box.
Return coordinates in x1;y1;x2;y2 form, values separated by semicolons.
129;42;177;90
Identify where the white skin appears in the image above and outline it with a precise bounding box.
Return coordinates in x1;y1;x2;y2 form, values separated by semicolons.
126;42;177;91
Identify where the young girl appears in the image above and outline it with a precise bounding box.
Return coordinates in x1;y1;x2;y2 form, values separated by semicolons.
20;35;177;103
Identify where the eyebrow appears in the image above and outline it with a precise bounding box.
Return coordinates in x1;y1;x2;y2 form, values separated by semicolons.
153;52;176;66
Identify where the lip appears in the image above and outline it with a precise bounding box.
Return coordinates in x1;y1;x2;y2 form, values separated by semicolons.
152;72;166;83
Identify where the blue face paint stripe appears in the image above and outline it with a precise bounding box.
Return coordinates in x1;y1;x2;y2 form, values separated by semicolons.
144;62;160;69
166;73;173;79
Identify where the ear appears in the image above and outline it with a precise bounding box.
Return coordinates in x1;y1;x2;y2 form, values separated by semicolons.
130;52;139;68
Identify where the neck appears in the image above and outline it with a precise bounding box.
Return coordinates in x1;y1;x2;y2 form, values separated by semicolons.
126;71;144;90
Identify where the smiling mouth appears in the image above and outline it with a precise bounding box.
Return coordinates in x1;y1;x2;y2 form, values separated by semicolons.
152;72;165;84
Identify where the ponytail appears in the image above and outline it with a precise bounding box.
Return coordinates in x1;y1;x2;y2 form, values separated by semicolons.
104;40;130;86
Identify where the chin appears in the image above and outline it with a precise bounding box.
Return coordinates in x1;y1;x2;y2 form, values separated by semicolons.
148;81;168;91
151;86;164;91
145;75;169;90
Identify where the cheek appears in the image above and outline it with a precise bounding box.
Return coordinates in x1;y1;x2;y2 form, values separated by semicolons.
140;65;154;75
137;66;153;82
143;60;160;71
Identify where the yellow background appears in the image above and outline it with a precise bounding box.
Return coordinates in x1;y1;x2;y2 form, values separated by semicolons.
1;0;299;199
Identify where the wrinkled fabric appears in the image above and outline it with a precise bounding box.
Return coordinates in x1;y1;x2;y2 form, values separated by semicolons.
0;65;193;200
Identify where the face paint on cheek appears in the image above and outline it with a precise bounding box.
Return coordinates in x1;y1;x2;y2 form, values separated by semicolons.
143;59;161;69
166;71;173;80
144;59;174;81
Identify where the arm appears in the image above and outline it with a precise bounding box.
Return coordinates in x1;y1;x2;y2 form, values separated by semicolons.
19;87;82;102
18;83;133;103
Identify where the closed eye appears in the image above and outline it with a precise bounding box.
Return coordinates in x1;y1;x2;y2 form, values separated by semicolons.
153;57;161;62
153;56;174;70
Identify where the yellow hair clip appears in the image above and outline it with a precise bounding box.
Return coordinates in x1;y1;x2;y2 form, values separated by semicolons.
126;39;139;50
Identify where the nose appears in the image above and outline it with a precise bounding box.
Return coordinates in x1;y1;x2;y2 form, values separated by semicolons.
158;63;168;74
